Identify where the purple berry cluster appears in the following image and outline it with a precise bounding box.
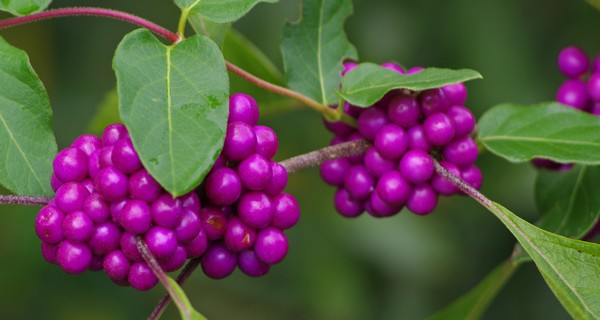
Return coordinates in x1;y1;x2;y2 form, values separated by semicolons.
36;123;202;290
35;93;298;288
533;46;600;170
320;62;481;218
197;93;298;279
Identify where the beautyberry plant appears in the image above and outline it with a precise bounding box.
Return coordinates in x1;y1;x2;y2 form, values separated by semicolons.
0;0;599;319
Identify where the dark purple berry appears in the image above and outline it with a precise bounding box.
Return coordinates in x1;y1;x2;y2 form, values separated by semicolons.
180;192;201;211
442;136;478;168
200;207;228;240
334;188;363;218
160;246;187;272
237;154;272;191
323;118;355;137
102;123;128;147
112;137;142;174
320;158;351;186
254;125;279;159
128;261;158;291
431;161;461;195
41;242;58;264
35;205;65;244
447;106;475;137
363;147;396;178
57;241;92;274
95;167;128;202
399;150;434;184
238;192;273;229
53;147;88;182
229;93;259;126
201;243;237;279
129;169;162;203
120;200;152;235
376;170;412;206
237;250;270;277
88;150;101;180
55;182;90;213
374;124;409;159
224;217;256;252
88;221;121;255
50;173;63;192
98;146;114;169
265;162;288;196
357;107;389;140
387;93;421;128
419;88;449;117
461;165;483;190
556;79;590;110
254;227;288;265
406;184;438;215
423;113;455;146
223;122;257;161
588;73;600;101
144;226;177;259
151;193;182;229
407;125;432;152
185;229;208;258
175;208;202;244
271;193;300;230
344;165;375;200
120;232;142;262
442;83;468;106
368;192;402;217
103;250;131;280
62;211;94;243
205;167;242;206
558;46;589;78
72;134;102;157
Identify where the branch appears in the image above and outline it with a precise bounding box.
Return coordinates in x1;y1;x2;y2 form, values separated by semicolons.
0;195;51;206
0;7;180;43
432;160;492;207
148;258;201;320
280;139;371;174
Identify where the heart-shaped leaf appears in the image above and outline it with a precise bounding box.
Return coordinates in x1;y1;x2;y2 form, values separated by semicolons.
0;0;51;16
175;0;279;24
113;29;229;197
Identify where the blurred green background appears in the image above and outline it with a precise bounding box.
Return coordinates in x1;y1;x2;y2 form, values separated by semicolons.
0;0;599;319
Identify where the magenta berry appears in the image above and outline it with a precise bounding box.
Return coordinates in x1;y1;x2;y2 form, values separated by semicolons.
223;121;257;161
387;93;421;128
119;200;152;235
175;209;202;244
558;46;589;78
320;158;351;186
399;150;434;184
111;137;142;174
205;167;242;206
151;193;182;228
406;184;438;216
254;227;288;265
423;113;455;146
103;250;131;280
442;83;468;106
254;125;278;159
334;188;364;218
238;250;271;277
237;154;272;191
88;222;121;255
62;211;94;243
128;261;158;291
201;243;237;279
53;147;89;182
237;192;273;229
57;241;92;274
35;205;65;244
101;123;128;147
144;226;177;259
229;93;259;126
374;124;409;159
95;167;128;202
55;182;90;213
224;217;256;252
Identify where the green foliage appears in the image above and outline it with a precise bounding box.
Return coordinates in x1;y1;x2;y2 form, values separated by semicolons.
188;14;231;47
428;259;517;320
491;202;600;319
174;0;279;23
478;103;600;165
113;29;229;197
0;37;56;196
0;0;51;16
585;0;600;11
281;0;358;106
338;63;481;107
166;277;207;320
223;29;297;115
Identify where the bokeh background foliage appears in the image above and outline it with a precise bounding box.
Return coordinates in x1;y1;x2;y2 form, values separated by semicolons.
0;0;599;319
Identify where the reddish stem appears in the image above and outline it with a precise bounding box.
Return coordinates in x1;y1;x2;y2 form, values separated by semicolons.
0;7;180;43
0;195;51;206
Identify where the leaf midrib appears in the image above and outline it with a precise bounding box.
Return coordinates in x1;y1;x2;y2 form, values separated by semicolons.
481;136;600;148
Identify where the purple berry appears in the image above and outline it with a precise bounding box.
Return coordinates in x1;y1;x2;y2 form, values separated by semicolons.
431;161;461;195
419;88;449;117
201;243;237;279
461;165;483;190
102;124;128;147
175;208;202;244
320;158;351;186
237;250;270;277
406;67;424;75
95;167;128;202
407;125;432;152
185;229;208;258
588;73;600;101
265;162;288;196
238;192;273;229
120;232;142;262
55;182;90;213
151;193;182;229
72;134;101;157
128;261;158;291
447;106;475;137
98;146;114;169
41;242;58;264
180;192;201;211
57;241;92;274
334;188;364;218
423;113;455;146
442;83;468;106
237;154;272;191
103;250;131;280
254;126;279;159
88;150;101;180
387;93;421;128
323;118;355;137
254;227;288;265
344;165;375;200
112;138;142;174
358;107;389;140
363;147;396;178
89;255;104;272
556;79;590;110
223;122;257;161
271;193;300;230
200;207;228;240
144;226;177;259
381;62;405;73
229;93;259;126
50;173;63;192
109;199;127;224
558;46;589;78
160;246;187;272
81;179;94;193
374;124;409;159
129;169;162;203
442;136;478;168
62;211;94;243
342;61;358;76
88;221;121;255
399;150;434;184
224;217;256;252
53;147;89;182
406;184;438;215
35;205;65;244
376;170;412;205
120;200;152;235
368;192;402;217
205;167;242;206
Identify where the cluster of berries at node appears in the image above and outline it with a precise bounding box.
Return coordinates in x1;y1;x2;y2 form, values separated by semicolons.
320;62;481;218
533;46;600;170
34;93;298;290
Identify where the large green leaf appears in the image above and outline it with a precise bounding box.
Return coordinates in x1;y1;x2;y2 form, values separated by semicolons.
478;103;600;165
113;29;229;197
166;277;207;320
0;37;56;196
428;259;517;320
0;0;51;16
281;0;358;106
338;63;482;107
174;0;279;24
223;29;297;115
188;14;231;47
489;201;600;319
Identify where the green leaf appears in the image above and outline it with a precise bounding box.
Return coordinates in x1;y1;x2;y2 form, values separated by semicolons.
87;87;121;136
428;259;517;320
281;0;358;106
0;0;51;16
338;63;482;107
0;37;56;196
175;0;279;24
166;277;207;320
188;14;231;47
113;29;229;197
478;102;600;165
585;0;600;12
536;165;600;238
223;29;297;115
487;201;600;319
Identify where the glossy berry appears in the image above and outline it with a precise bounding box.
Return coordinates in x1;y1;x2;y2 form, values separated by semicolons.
363;147;396;178
229;93;259;126
144;226;177;259
270;193;300;230
72;134;102;157
128;261;158;291
200;207;228;240
35;205;65;244
358;107;389;140
558;46;589;78
461;165;483;190
254;125;278;159
223;122;256;161
254;227;288;265
406;184;438;215
62;211;94;243
41;242;58;264
175;209;202;244
556;79;590;110
447;106;475;137
344;165;375;200
151;193;182;228
407;125;432;152
387;93;421;128
101;123;128;147
374;124;409;159
368;192;402;217
237;192;273;229
376;171;412;206
423;113;455;146
111;138;142;174
119;200;151;235
334;188;363;218
55;182;90;213
185;229;208;258
205;167;242;206
237;154;272;191
320;158;351;186
95;168;128;202
419;88;449;116
399;150;434;184
160;246;187;272
265;162;288;196
442;136;478;168
224;217;256;252
88;222;121;255
120;232;142;262
129;169;162;203
53;147;89;182
201;243;237;279
588;73;600;101
57;241;92;274
442;83;468;106
238;250;270;277
103;250;131;280
431;161;461;195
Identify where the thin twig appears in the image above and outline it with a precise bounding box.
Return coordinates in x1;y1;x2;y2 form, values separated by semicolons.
148;258;201;320
0;195;51;206
432;160;492;207
280;139;371;174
